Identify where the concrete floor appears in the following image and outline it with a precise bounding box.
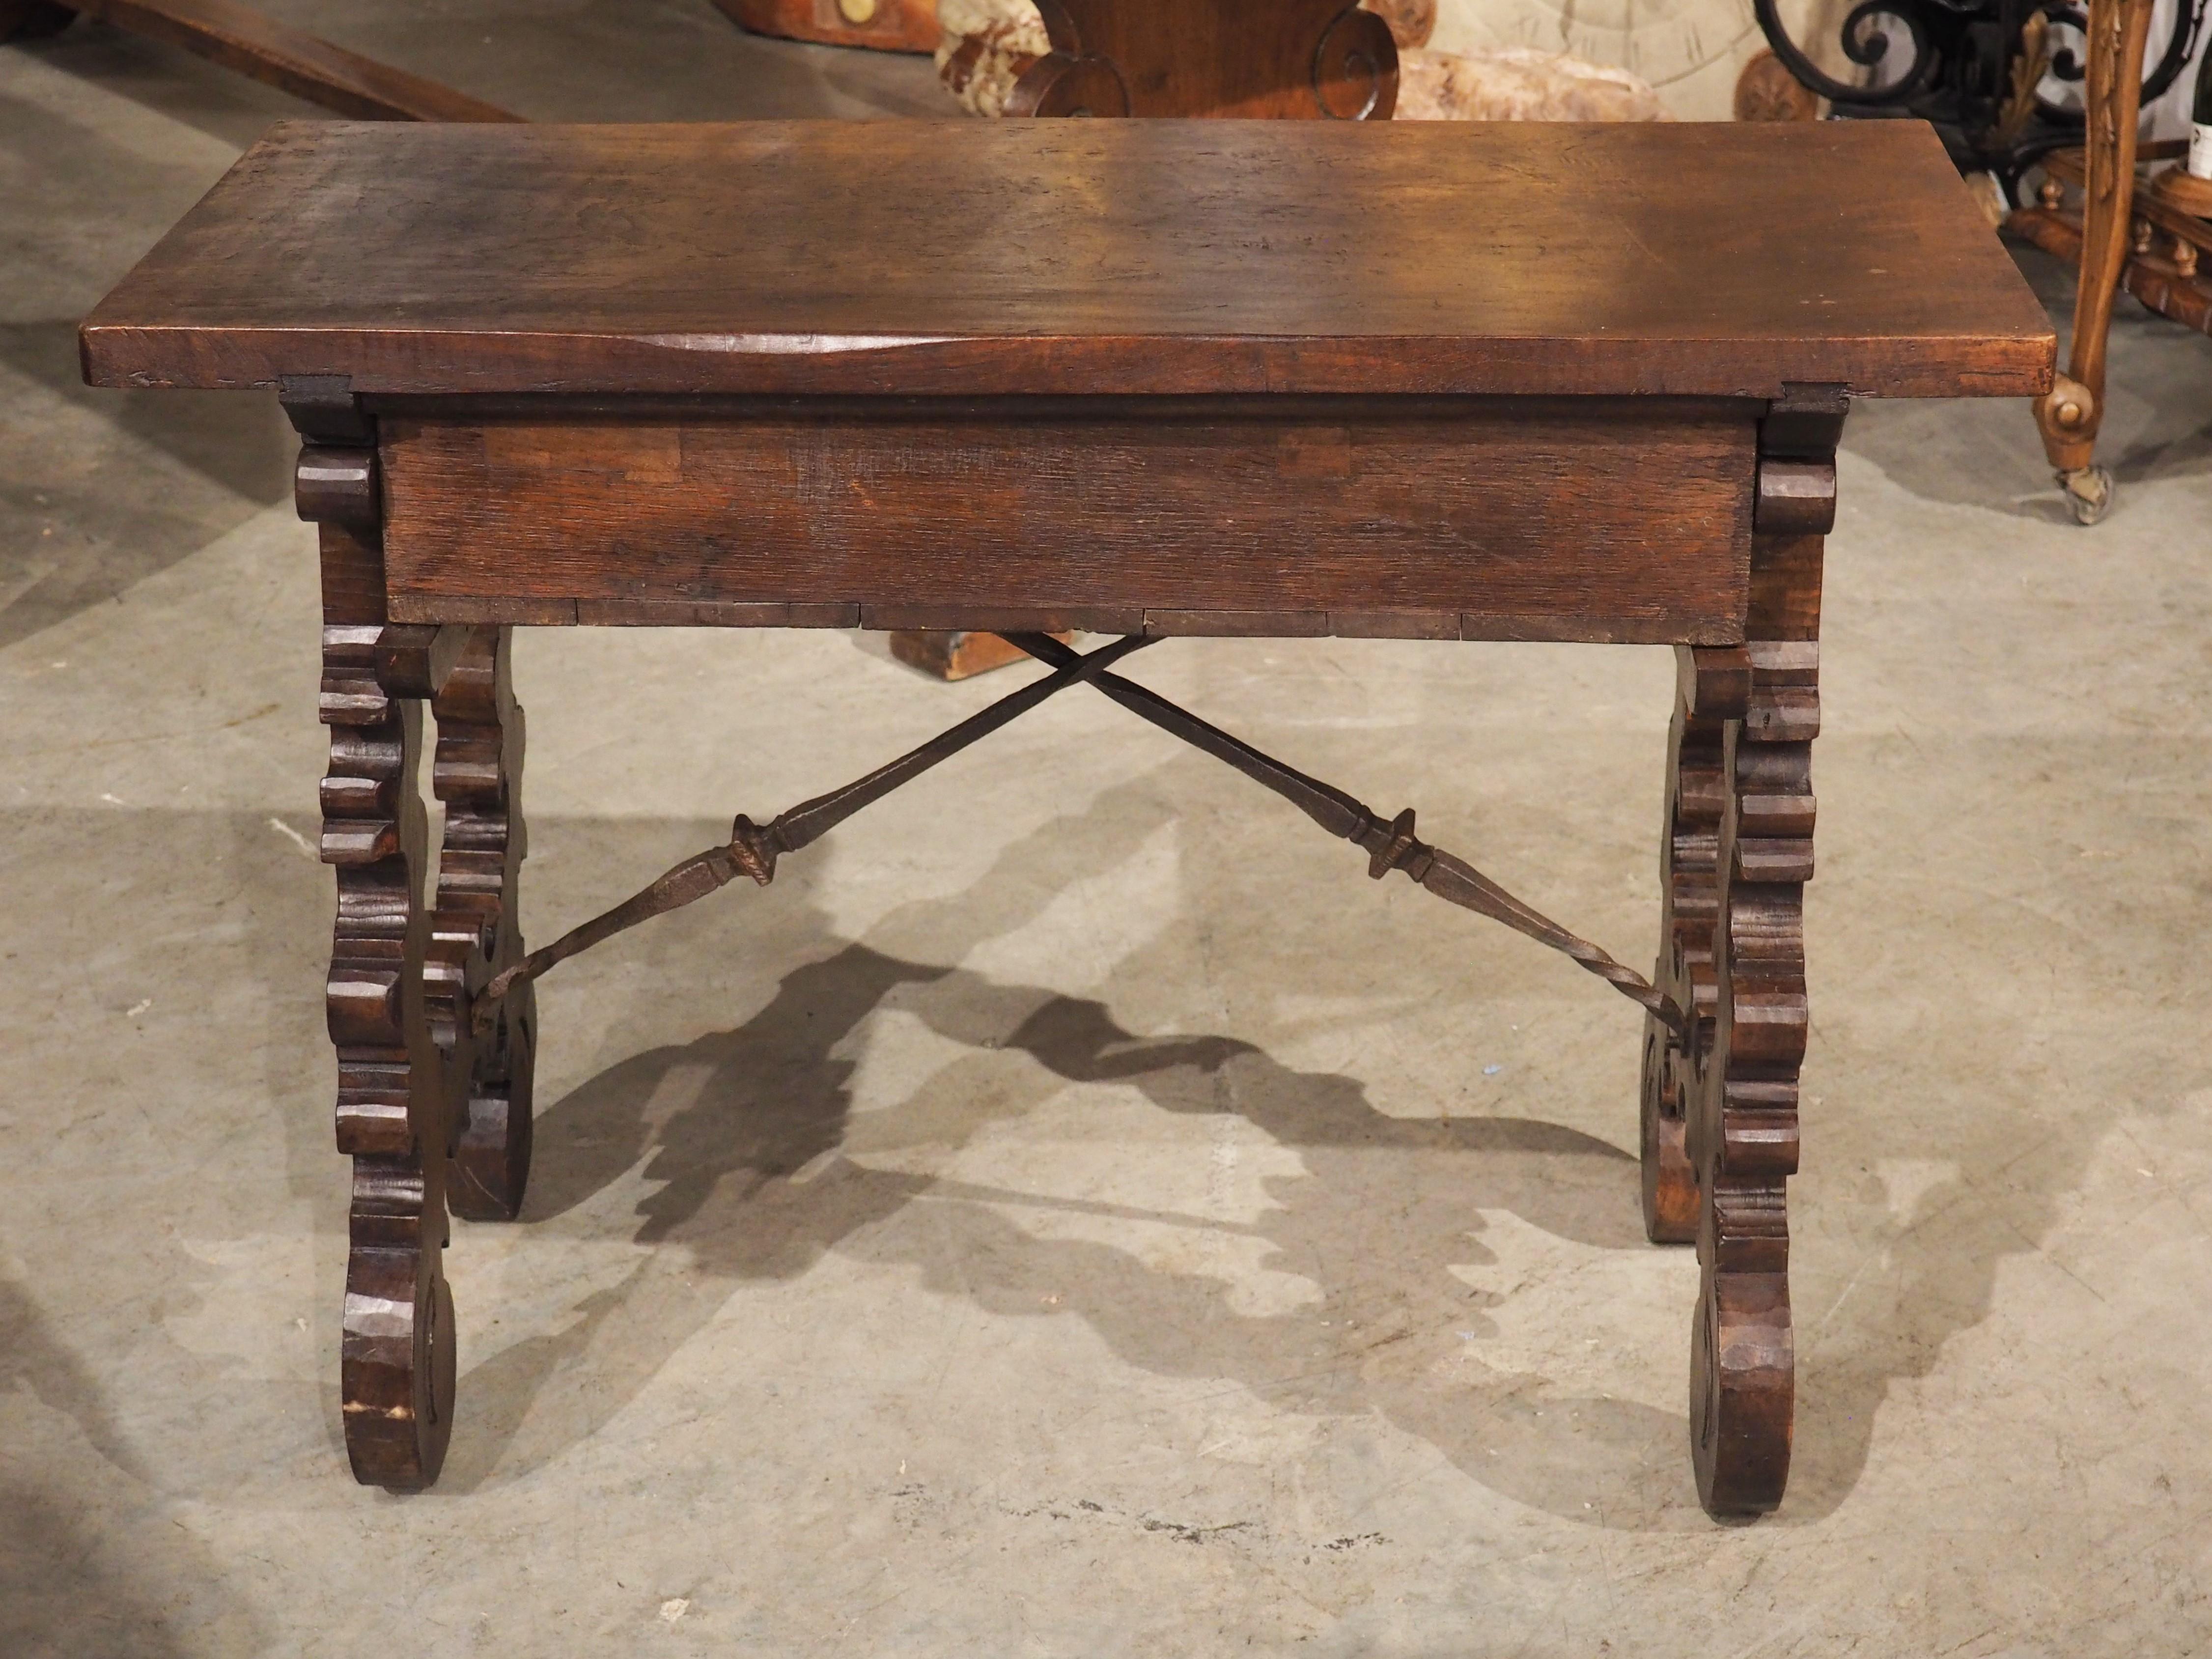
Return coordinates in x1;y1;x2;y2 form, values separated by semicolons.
6;9;2212;1656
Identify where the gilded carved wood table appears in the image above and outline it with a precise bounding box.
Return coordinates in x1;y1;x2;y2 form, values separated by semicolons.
82;117;2053;1517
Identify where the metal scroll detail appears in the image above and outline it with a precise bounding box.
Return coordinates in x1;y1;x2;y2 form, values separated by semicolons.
1756;0;2204;203
472;632;1685;1039
1312;4;1393;120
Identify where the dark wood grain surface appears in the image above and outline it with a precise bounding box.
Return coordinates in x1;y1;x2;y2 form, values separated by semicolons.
82;118;2053;399
374;396;1755;641
1007;0;1399;119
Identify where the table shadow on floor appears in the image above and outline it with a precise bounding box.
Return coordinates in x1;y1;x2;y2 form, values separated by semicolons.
420;770;2138;1530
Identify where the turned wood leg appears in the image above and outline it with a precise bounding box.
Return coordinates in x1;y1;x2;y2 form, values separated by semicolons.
2032;0;2154;523
293;398;460;1490
428;626;536;1222
1679;389;1838;1518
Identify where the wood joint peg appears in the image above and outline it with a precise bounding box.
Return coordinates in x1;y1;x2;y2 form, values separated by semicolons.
296;446;380;527
376;624;469;699
1754;457;1836;537
1744;686;1820;744
1678;645;1751;719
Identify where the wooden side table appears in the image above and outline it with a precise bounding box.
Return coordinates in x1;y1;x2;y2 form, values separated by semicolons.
82;117;2051;1518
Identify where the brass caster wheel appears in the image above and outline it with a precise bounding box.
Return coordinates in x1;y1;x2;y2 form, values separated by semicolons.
2059;464;2113;526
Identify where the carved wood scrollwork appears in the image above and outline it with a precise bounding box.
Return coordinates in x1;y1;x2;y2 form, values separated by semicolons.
297;432;457;1490
426;626;535;1222
286;373;539;1487
1643;384;1843;1518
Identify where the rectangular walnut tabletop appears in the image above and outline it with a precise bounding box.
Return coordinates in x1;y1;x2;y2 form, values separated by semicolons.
82;116;2052;1518
83;118;2048;399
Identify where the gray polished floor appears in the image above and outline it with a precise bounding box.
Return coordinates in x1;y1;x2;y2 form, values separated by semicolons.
4;9;2212;1656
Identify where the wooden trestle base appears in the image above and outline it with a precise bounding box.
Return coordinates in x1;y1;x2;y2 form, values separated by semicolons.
283;382;1839;1514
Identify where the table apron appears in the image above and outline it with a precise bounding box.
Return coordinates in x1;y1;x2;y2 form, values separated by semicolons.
375;395;1757;643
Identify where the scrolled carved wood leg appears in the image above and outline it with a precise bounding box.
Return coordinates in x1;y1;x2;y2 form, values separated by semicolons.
295;398;460;1490
427;625;535;1222
1680;392;1835;1518
2031;0;2155;519
321;610;457;1490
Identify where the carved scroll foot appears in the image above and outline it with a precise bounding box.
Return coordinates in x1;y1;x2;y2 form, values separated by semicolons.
1690;1195;1792;1516
343;1155;457;1489
429;625;535;1223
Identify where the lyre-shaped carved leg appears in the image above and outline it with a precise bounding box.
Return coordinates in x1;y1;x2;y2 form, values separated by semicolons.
1673;392;1836;1518
427;626;535;1222
321;614;456;1490
296;400;461;1490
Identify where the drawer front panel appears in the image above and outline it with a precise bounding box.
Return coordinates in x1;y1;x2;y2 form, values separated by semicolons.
378;398;1755;643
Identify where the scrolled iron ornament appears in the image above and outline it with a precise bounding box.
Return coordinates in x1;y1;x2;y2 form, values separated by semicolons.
1756;0;2203;204
1311;4;1396;120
